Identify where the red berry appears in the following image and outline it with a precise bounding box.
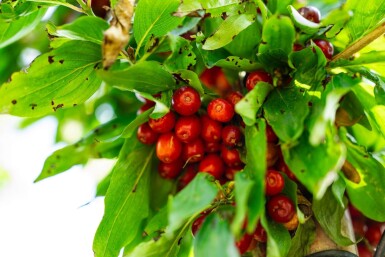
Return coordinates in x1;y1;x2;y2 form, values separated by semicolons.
207;98;235;123
293;43;304;52
137;122;159;145
225;164;244;180
148;112;176;133
175;115;202;143
253;222;267;243
349;204;363;219
172;86;201;116
182;138;205;163
265;170;285;196
366;224;382;246
177;164;198;190
137;101;155;115
91;0;110;18
222;125;243;147
357;243;372;257
156;132;182;163
192;215;206;236
158;159;183;179
225;91;243;106
221;145;243;168
204;141;221;153
352;217;366;237
236;233;253;254
266;143;279;168
200;67;231;92
199;154;225;179
313;39;334;59
246;71;272;91
201;115;222;143
266;124;278;143
298;6;321;23
267;195;295;223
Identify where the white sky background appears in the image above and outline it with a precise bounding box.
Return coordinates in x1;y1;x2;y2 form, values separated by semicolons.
0;115;114;257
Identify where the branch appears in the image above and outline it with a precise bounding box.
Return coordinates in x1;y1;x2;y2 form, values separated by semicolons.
332;21;385;61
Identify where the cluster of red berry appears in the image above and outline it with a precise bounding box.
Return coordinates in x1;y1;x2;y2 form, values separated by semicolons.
350;204;385;257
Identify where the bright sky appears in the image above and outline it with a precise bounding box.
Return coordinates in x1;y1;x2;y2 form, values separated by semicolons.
0;115;114;257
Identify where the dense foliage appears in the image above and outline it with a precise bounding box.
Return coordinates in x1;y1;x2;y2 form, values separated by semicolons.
1;0;385;256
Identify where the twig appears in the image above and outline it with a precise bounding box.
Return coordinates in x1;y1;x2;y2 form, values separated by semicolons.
332;21;385;61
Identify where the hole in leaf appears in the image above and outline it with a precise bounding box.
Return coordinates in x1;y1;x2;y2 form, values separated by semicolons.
11;100;17;105
48;56;54;64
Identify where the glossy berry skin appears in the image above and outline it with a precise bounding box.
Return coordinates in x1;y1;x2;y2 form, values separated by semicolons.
91;0;110;18
148;112;176;133
222;125;243;147
357;243;372;257
365;224;382;246
172;86;201;116
236;233;253;254
265;170;285;196
177;164;198;191
253;222;267;243
182;138;205;163
137;123;158;145
246;71;273;91
221;146;243;168
199;154;225;179
267;195;295;223
204;141;221;153
175;115;201;143
191;215;206;236
158;159;183;179
200;67;231;92
225;91;243;106
266;124;278;143
156;132;182;163
313;39;334;59
298;6;321;23
201;115;222;143
207;98;235;123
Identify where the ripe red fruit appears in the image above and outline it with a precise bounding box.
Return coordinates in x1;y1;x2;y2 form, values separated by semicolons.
175;115;201;143
266;143;279;168
207;98;235;123
156;132;182;163
236;233;253;254
222;125;243;147
221;146;243;168
172;86;201;116
276;158;297;181
246;71;273;91
199;154;225;179
365;224;382;246
293;43;304;52
225;164;244;180
253;222;267;243
357;243;372;257
313;39;334;59
137;122;158;145
267;195;295;223
298;6;321;23
137;101;155;115
225;91;243;106
177;164;198;190
158;159;183;179
200;67;231;92
265;170;285;196
182;138;205;163
91;0;110;18
266;124;278;143
201;115;222;143
148;111;176;133
192;215;206;236
204;141;221;153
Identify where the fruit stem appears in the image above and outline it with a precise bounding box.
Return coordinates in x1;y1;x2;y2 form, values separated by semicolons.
332;21;385;61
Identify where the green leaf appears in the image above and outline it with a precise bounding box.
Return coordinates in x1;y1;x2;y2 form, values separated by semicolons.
267;0;293;14
98;61;176;94
330;51;385;68
168;173;218;233
0;41;102;117
287;5;321;34
313;187;354;246
235;82;273;126
194;213;240;257
0;8;46;48
321;8;352;38
46;16;108;45
165;35;196;70
35;118;127;182
203;14;256;50
282;131;346;199
261;214;291;257
121;108;153;138
287;219;316;257
96;172;113;197
342;133;385;221
264;87;310;143
93;137;154;257
343;0;385;44
172;70;204;95
134;0;182;56
282;174;305;223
